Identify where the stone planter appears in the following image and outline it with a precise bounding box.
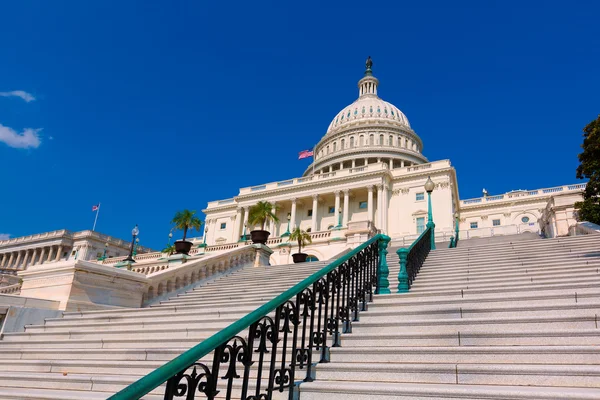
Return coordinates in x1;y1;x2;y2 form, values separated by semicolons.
250;230;270;245
292;253;308;263
174;240;193;255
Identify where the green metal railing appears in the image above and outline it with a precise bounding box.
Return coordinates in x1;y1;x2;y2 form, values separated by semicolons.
109;233;390;400
397;226;432;292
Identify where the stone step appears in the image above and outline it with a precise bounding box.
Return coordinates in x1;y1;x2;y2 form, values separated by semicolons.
0;387;162;400
298;380;600;400
0;348;187;361
314;362;600;388
420;255;600;270
329;345;600;364
340;328;600;346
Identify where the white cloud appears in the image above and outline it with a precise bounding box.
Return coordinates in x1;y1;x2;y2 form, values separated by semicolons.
0;90;36;102
0;234;10;240
0;124;41;149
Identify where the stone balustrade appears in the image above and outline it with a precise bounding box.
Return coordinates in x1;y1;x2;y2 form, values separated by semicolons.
0;283;22;295
460;183;587;207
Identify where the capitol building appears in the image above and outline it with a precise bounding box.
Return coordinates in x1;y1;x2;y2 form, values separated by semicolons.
200;59;585;264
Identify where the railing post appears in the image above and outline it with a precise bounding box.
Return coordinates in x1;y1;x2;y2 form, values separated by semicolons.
376;235;391;294
449;236;455;248
427;221;436;250
397;248;409;293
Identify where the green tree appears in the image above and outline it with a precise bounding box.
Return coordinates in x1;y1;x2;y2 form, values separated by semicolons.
171;209;203;241
248;201;279;231
289;227;312;254
162;244;176;256
575;115;600;224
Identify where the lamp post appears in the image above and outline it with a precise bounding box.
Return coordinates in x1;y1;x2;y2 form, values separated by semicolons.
336;207;343;229
454;211;460;245
168;232;173;245
98;242;109;261
199;226;208;248
133;237;140;257
123;225;139;263
281;213;292;237
424;177;436;250
239;223;247;242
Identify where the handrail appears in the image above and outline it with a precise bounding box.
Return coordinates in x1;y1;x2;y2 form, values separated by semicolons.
109;233;387;400
397;226;431;292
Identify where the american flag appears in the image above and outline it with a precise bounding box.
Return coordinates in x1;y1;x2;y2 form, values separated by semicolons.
298;149;314;160
92;204;100;212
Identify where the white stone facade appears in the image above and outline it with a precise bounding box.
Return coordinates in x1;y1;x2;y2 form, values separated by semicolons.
201;61;586;261
0;230;154;275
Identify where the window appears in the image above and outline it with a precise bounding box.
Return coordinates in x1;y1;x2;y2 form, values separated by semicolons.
493;219;501;226
369;134;374;145
307;209;313;217
379;134;384;145
328;206;335;214
333;142;337;152
521;216;530;223
306;255;319;262
416;217;425;234
389;135;393;146
359;136;364;146
306;228;312;232
359;201;368;209
327;225;334;230
350;137;354;147
220;222;227;230
341;139;345;149
416;192;425;201
470;222;478;229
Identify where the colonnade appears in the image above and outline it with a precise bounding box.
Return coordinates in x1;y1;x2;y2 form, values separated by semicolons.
0;244;66;271
226;184;390;243
317;157;413;175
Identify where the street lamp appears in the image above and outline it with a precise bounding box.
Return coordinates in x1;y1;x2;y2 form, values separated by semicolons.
98;242;109;261
454;211;460;245
200;226;208;248
282;213;292;237
336;207;343;229
424;177;436;250
168;232;173;245
123;224;139;263
239;223;247;242
133;237;140;257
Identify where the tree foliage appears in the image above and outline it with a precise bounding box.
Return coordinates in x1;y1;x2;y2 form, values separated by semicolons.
248;201;279;231
289;227;312;254
575;115;600;224
162;244;175;256
171;209;203;241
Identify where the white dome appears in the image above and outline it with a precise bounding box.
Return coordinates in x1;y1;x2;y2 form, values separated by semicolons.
326;96;411;134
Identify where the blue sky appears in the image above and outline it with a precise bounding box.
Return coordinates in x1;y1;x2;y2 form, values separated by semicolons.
0;0;598;249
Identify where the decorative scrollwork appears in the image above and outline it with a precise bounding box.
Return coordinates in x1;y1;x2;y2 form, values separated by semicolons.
164;363;219;400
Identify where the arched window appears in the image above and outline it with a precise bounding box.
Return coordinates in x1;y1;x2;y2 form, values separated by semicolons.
341;138;345;149
333;142;337;152
369;134;374;146
389;135;393;146
327;225;335;230
326;146;329;154
350;137;354;147
404;138;408;148
306;228;312;233
379;134;384;145
306;255;319;262
359;135;364;146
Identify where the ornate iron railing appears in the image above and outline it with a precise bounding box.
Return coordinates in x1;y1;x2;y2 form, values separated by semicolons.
109;234;390;400
397;226;432;292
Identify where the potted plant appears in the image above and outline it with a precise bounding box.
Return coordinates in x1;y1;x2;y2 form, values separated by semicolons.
289;227;312;263
171;209;203;254
162;244;176;256
248;201;279;244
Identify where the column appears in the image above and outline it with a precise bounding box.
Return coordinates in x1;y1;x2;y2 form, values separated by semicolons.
14;251;23;269
233;208;242;242
364;158;368;166
55;245;63;261
290;198;297;230
390;159;394;169
377;185;383;228
382;184;389;234
401;160;405;168
39;247;47;265
47;246;55;263
351;159;356;168
21;250;29;269
334;191;341;227
311;194;318;232
29;249;37;266
343;189;350;226
0;254;4;268
328;165;333;173
339;162;343;170
243;207;249;234
368;186;374;223
269;203;277;235
7;252;15;269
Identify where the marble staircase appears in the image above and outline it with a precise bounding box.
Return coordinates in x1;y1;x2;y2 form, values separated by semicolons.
0;259;331;399
299;234;600;399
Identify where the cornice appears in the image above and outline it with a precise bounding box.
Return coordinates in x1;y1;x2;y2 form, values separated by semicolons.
460;195;553;212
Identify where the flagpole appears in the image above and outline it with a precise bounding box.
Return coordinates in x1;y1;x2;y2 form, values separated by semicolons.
312;145;316;176
92;203;101;231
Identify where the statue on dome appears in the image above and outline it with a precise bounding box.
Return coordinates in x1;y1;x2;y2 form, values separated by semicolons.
365;56;373;74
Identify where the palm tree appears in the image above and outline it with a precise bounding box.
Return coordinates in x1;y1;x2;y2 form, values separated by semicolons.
289;227;312;254
162;244;176;256
171;209;203;241
248;201;279;231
